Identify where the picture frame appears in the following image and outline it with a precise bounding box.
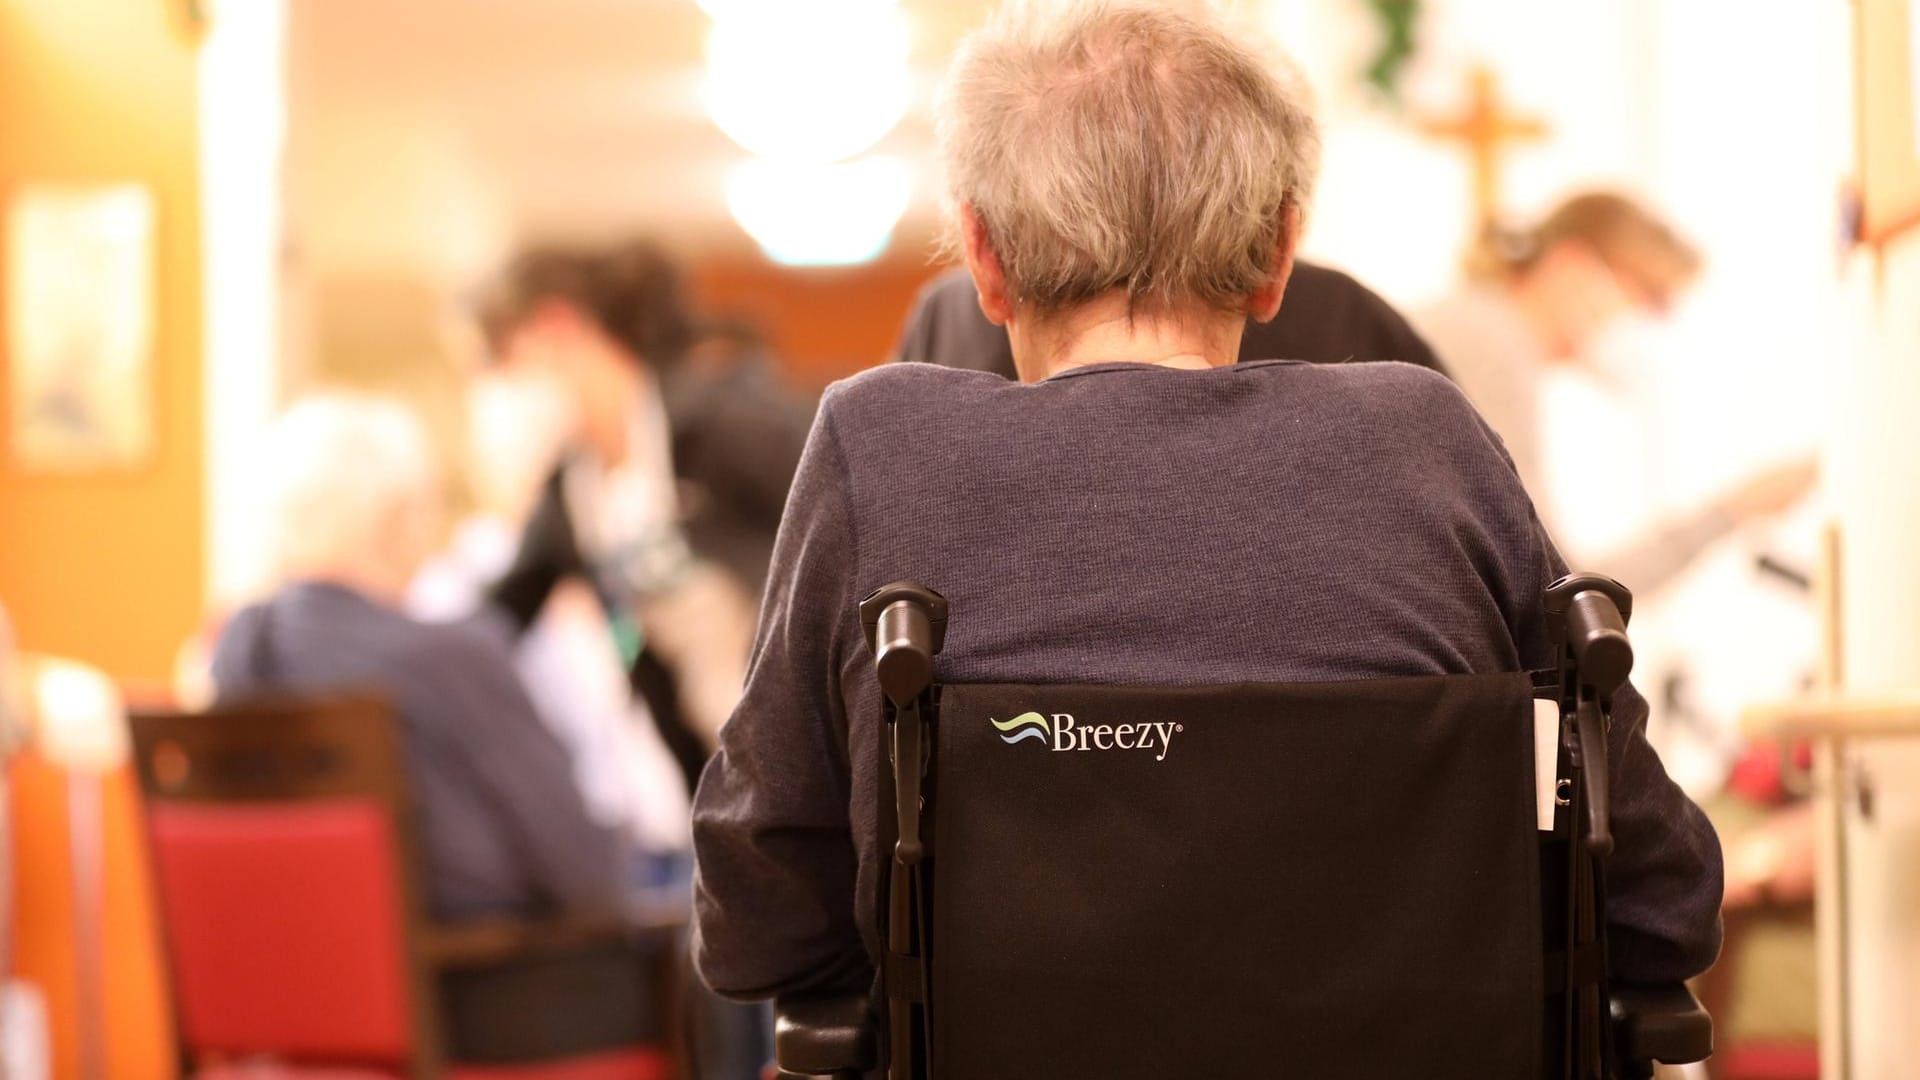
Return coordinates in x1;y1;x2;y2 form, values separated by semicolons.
3;184;157;472
1859;0;1920;244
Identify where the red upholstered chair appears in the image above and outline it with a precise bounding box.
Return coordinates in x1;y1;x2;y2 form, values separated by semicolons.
127;695;677;1080
1712;1044;1821;1080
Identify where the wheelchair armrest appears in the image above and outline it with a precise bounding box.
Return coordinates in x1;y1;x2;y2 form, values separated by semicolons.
1610;981;1713;1067
774;990;877;1079
422;895;689;973
422;913;663;972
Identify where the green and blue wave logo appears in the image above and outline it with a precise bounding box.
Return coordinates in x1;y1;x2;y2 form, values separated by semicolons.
990;711;1050;746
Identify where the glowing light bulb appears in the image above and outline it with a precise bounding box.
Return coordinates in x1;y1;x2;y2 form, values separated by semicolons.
725;157;912;267
703;1;911;163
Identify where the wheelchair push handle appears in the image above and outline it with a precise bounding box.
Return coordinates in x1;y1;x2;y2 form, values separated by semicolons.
1544;573;1635;697
860;583;950;709
876;602;935;708
1566;589;1633;696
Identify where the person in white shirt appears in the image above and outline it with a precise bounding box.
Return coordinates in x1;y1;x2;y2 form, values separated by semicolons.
1414;192;1815;596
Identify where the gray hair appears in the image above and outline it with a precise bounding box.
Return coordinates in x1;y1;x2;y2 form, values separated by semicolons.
937;0;1320;317
263;394;438;582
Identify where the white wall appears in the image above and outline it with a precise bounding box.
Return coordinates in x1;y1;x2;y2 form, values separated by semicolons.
1267;0;1650;304
1833;233;1920;1080
1270;0;1844;482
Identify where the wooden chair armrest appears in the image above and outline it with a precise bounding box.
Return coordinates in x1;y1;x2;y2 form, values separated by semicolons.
423;902;686;971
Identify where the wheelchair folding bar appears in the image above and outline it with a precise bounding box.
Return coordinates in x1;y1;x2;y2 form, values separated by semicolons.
1545;573;1633;1080
858;583;949;1080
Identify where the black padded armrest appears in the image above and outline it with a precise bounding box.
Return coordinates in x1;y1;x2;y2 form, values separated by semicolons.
774;990;878;1079
1610;982;1713;1067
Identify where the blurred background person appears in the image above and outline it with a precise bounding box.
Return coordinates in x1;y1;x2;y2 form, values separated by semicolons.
667;315;817;599
1414;192;1818;597
474;242;804;794
1417;190;1824;1064
209;394;626;922
411;357;696;892
211;394;768;1076
894;259;1447;376
1416;192;1825;789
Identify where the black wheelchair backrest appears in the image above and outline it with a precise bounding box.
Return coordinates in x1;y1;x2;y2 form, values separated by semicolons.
775;575;1712;1080
926;675;1544;1079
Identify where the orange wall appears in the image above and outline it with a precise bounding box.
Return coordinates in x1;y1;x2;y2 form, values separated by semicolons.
0;0;205;683
691;254;946;388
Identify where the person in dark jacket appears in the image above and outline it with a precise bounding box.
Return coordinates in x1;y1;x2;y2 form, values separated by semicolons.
894;260;1446;378
692;0;1720;1006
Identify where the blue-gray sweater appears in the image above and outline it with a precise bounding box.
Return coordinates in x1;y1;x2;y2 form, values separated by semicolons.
211;582;623;921
691;359;1722;998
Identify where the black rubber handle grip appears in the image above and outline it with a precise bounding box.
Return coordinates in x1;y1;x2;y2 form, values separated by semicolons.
875;600;934;708
1566;589;1633;695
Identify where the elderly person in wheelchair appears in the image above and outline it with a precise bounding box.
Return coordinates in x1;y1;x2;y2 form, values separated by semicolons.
691;3;1722;1077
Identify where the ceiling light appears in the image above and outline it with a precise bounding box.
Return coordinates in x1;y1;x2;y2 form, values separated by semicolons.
725;157;912;266
703;1;910;163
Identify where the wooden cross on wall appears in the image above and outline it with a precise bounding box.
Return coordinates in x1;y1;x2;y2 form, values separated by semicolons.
1415;65;1549;235
169;0;211;45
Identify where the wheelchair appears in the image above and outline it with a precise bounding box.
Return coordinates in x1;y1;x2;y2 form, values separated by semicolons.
772;574;1713;1079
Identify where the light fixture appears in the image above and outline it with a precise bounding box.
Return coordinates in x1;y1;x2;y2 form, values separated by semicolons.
691;0;760;18
725;157;912;267
702;1;910;164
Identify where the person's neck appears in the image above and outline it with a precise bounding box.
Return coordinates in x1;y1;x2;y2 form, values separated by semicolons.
1504;272;1581;364
1009;293;1245;382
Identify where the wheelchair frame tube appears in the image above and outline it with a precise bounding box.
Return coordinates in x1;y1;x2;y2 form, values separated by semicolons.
862;583;948;1080
1546;574;1634;1080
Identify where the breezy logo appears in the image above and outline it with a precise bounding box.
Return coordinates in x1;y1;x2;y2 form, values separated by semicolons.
991;712;1051;746
990;711;1182;762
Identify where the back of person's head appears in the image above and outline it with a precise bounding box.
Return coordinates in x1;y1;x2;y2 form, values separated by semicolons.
264;394;440;601
686;314;772;368
482;240;696;369
937;0;1320;317
1469;191;1702;313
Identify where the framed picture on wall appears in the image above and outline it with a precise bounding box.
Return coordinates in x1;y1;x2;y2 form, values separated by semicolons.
3;184;156;471
1860;0;1920;244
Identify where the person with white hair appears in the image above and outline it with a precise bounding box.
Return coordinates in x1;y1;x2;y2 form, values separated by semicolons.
690;0;1720;1003
210;394;624;921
